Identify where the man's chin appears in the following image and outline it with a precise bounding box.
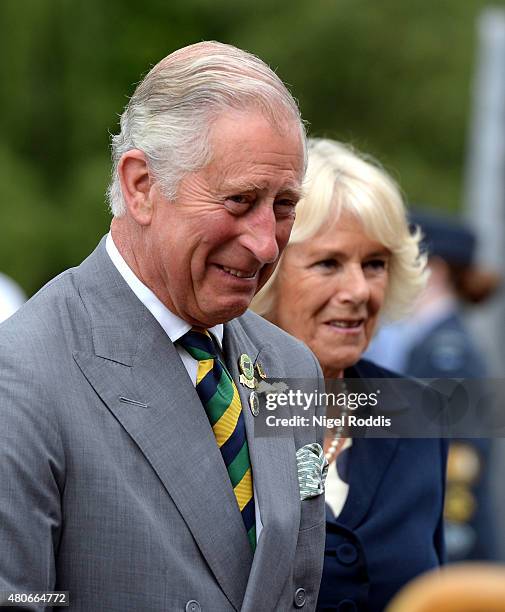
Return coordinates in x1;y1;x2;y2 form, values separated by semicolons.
192;297;252;328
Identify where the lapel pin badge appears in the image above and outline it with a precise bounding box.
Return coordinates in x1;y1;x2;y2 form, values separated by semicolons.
249;391;260;417
239;353;256;389
255;361;267;380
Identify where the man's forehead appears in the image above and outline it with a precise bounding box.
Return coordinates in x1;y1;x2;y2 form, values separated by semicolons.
201;109;305;188
208;107;304;151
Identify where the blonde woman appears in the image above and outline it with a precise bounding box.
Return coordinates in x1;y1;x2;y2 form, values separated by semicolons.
253;138;447;612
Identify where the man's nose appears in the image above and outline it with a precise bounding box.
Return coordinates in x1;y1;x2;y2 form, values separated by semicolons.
240;206;280;264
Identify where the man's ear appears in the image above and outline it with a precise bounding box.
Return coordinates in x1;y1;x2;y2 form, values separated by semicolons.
118;150;154;225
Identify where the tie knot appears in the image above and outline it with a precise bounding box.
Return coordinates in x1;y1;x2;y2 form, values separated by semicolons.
177;328;219;361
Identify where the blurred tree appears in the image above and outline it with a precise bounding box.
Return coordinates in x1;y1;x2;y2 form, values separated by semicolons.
0;0;503;295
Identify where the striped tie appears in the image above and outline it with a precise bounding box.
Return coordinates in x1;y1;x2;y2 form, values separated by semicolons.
178;328;256;550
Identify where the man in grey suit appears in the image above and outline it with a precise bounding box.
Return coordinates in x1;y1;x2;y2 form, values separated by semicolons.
0;42;326;611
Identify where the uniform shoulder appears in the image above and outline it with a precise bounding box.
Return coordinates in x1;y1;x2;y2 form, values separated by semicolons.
424;318;487;377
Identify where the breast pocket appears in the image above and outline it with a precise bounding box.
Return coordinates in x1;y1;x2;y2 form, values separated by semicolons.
299;492;326;531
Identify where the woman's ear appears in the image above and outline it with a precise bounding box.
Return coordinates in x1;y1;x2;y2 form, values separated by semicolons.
118;149;154;225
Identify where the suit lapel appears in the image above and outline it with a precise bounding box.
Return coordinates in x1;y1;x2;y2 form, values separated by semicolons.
73;240;252;611
224;319;300;609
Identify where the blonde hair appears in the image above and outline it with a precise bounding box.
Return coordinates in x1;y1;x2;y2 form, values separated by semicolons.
252;138;427;320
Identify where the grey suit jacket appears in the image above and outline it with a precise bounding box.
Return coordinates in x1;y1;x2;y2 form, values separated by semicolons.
0;238;325;611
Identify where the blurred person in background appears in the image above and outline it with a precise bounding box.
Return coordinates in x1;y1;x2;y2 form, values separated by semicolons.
367;211;501;562
0;272;25;323
252;138;448;612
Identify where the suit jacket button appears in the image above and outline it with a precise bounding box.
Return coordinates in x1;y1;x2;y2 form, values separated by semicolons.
185;601;201;612
337;600;357;611
294;587;306;607
336;542;359;565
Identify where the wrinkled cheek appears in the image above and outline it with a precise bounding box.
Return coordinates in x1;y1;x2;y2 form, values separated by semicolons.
189;254;209;287
294;313;316;343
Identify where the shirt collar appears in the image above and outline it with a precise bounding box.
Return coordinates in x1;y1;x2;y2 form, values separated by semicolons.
105;232;223;348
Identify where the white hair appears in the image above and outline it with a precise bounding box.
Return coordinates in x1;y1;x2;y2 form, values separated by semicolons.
252;138;428;321
107;41;306;217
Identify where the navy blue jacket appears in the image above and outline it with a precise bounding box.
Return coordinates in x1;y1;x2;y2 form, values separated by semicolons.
317;359;447;612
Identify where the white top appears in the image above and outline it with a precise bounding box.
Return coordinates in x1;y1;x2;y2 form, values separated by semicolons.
105;232;263;539
325;438;352;518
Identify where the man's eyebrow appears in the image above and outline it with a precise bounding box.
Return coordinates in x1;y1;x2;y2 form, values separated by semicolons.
220;180;261;192
219;180;303;200
280;186;303;201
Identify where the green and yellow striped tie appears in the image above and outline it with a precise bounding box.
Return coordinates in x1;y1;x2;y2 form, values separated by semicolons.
178;328;256;550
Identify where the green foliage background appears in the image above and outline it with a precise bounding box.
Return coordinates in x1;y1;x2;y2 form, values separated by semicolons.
1;0;503;295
